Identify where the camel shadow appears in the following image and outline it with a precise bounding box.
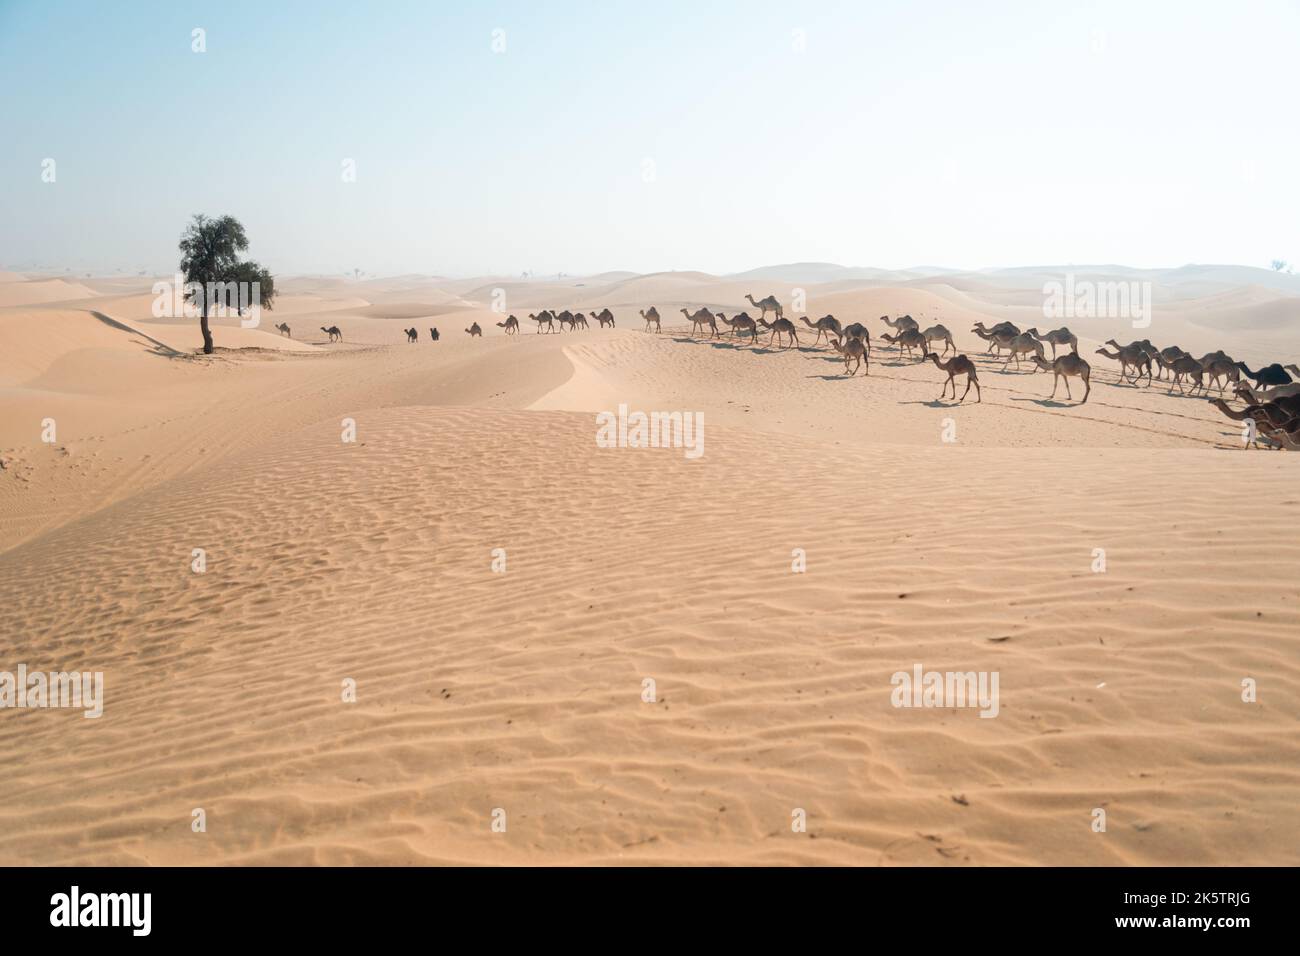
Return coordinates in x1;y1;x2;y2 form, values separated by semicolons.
1009;396;1076;408
898;399;961;408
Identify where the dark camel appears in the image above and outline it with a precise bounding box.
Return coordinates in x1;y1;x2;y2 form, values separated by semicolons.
529;311;556;333
404;327;418;343
465;322;482;337
640;307;661;333
321;325;342;342
497;315;520;334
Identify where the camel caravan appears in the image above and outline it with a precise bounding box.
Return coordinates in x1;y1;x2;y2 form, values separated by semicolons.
359;287;1299;450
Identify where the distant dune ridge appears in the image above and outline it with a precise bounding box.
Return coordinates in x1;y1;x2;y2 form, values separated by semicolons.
0;265;1296;865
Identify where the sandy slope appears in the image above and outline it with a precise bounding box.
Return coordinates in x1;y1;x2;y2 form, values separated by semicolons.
0;270;1297;866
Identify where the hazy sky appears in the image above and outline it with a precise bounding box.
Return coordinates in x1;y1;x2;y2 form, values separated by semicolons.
3;0;1298;277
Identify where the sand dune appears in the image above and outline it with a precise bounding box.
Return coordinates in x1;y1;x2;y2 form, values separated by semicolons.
0;269;1297;865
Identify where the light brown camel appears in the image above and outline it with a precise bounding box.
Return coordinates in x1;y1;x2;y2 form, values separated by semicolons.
1001;332;1045;370
745;294;783;322
465;322;482;337
880;329;927;361
1158;353;1207;394
591;308;615;328
841;322;871;351
274;322;291;337
926;352;981;403
1030;353;1091;403
757;316;799;349
828;336;869;376
404;327;418;343
1234;381;1300;402
497;315;520;334
640;307;661;333
321;325;342;342
1147;344;1189;379
529;311;556;333
1029;326;1077;359
681;307;716;337
971;321;1019;353
717;312;758;344
1095;346;1152;386
1203;358;1241;393
971;325;1017;354
920;324;955;356
881;314;919;332
799;314;842;345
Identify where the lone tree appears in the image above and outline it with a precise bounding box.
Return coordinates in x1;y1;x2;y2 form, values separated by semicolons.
178;214;276;354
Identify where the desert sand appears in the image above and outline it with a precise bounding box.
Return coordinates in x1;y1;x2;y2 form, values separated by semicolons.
0;265;1297;865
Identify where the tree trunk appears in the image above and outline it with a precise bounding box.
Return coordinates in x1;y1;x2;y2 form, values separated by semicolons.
200;303;213;354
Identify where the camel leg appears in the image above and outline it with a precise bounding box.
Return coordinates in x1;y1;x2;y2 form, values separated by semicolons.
1080;373;1089;404
1063;376;1072;400
1050;373;1059;399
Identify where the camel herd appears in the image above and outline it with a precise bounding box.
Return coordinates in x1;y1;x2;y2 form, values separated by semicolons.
295;292;1298;450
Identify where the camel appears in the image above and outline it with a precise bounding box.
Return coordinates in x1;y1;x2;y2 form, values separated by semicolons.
1208;398;1300;448
828;336;869;376
555;310;577;332
745;294;782;322
640;307;661;333
920;324;955;357
1146;344;1189;380
465;322;482;337
1000;332;1046;370
926;352;981;403
881;314;919;333
573;312;589;330
591;308;615;328
1234;381;1300;402
971;325;1018;354
430;327;440;341
321;325;342;342
274;322;291;337
1266;420;1300;450
1095;346;1152;386
1029;326;1077;359
841;322;871;351
681;307;717;338
971;321;1019;352
404;327;418;343
757;316;799;349
1234;362;1293;388
717;312;758;344
497;315;520;335
880;329;927;361
529;311;556;333
1030;353;1091;403
799;314;842;345
1157;353;1206;394
1203;358;1241;393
